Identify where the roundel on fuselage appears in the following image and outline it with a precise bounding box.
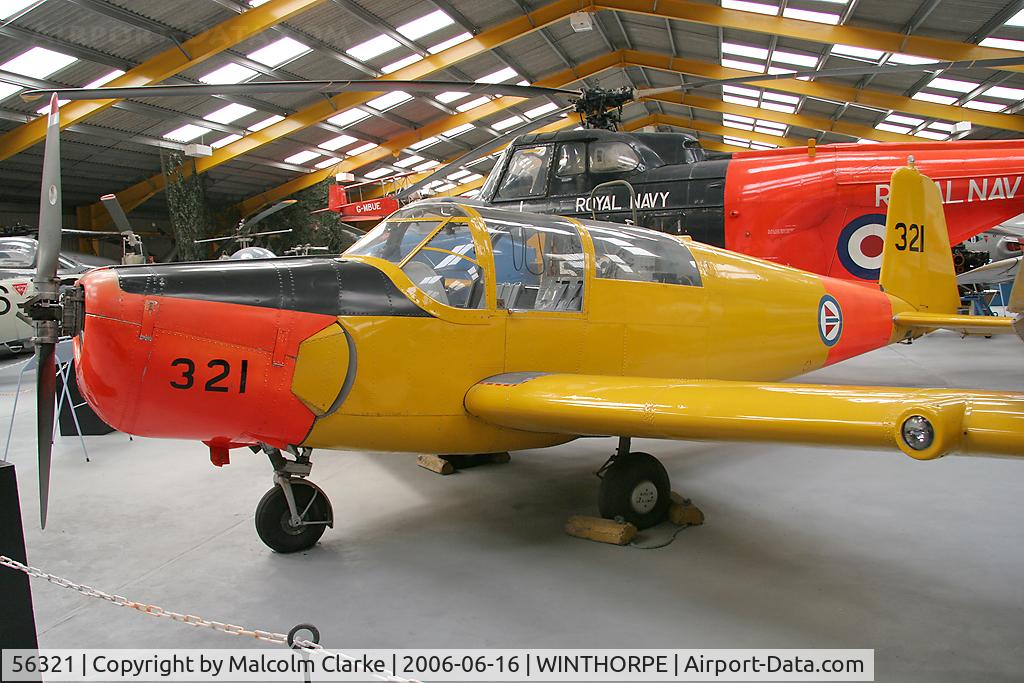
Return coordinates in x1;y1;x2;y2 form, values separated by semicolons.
836;213;887;280
817;294;843;347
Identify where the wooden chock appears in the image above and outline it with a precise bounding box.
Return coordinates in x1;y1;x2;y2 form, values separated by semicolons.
416;454;455;475
668;491;704;527
565;515;637;545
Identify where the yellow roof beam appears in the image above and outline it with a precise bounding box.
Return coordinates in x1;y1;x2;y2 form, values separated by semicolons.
232;51;623;216
643;92;915;143
598;0;1024;71
83;0;586;227
0;0;326;163
626;50;1024;134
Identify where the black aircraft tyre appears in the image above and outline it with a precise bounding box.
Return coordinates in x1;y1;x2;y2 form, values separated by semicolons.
255;481;330;553
598;452;671;529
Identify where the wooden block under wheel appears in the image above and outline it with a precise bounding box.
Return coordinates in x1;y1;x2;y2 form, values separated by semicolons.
565;515;637;545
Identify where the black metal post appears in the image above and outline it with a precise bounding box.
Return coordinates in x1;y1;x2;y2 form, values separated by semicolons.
0;461;39;650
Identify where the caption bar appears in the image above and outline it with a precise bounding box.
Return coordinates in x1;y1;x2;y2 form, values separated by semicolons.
3;648;873;681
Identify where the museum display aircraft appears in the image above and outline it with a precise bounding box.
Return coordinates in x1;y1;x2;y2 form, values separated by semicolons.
19;95;1024;553
26;54;1024;283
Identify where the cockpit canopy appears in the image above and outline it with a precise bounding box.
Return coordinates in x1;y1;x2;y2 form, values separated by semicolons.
345;200;701;311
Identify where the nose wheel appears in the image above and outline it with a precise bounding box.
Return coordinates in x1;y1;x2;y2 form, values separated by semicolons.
597;439;671;529
255;445;333;553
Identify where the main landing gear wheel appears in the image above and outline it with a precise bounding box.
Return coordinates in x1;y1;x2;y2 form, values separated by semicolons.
256;445;334;553
598;443;671;529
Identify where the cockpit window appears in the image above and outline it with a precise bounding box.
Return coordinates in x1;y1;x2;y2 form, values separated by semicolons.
589;141;640;174
496;145;551;199
484;214;586;311
401;223;485;309
0;240;36;268
345;219;441;263
587;223;702;286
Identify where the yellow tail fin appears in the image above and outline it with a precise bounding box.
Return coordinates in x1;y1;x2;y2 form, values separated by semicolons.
879;165;960;313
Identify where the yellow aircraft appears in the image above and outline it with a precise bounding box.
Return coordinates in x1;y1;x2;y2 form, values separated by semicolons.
18;111;1020;551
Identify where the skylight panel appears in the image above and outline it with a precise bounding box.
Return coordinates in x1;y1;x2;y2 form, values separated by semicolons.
248;114;284;131
410;137;439;149
0;0;44;20
348;142;377;155
1006;7;1024;26
463;173;483;182
762;90;799;104
284;150;320;165
364;168;392;179
200;63;257;84
875;122;910;134
429;33;472;54
724;120;754;131
782;7;839;24
397;10;454;41
723;85;760;98
885;114;924;126
755;126;784;136
204;103;256;124
319;134;357;151
315;158;340;169
456;96;489;112
382;54;423;74
750;142;778;150
722;42;769;60
756;119;786;130
721;58;765;73
723;135;751;147
394;155;424;168
772;50;818;68
980;37;1024;51
984;86;1024;101
462;189;480;198
928;122;955;132
413;160;440;172
912;91;957;105
211;134;242;149
929;77;977;93
434;182;457;192
436;91;468;103
525;102;559;118
443;123;475;136
721;1;778;16
723;94;760;108
766;65;796;75
247;37;310;67
915;130;947;140
476;67;518;84
347;34;400;62
963;100;1005;112
447;169;472;181
723;113;755;124
493;115;524;130
366;91;411;110
831;44;884;61
759;101;796;113
327;109;370;127
888;53;938;65
84;69;125;89
0;82;22;101
164;124;210;142
1;47;76;79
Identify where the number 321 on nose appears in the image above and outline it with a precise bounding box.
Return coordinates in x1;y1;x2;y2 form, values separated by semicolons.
170;358;248;393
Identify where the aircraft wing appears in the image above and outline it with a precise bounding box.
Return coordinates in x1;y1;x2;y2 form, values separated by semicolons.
957;256;1021;285
465;373;1024;459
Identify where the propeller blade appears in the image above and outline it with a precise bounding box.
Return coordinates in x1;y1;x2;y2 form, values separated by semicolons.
34;93;63;530
36;342;56;529
635;55;1024;96
397;106;573;199
245;199;297;229
21;80;581;103
100;194;132;231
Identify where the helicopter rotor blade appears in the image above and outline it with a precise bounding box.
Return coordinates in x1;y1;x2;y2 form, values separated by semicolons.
244;200;297;230
396;106;574;199
21;80;581;103
33;94;63;530
244;228;294;238
635;55;1024;97
99;194;132;231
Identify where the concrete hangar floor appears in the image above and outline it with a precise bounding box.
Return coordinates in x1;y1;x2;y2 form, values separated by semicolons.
4;331;1023;682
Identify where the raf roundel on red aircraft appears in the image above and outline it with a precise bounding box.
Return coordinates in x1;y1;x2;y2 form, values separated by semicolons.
818;294;843;347
836;213;887;280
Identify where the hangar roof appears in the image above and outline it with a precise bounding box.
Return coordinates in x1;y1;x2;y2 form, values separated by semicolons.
1;0;1024;224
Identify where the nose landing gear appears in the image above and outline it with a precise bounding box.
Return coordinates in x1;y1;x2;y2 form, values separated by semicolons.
596;438;671;529
255;445;333;553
